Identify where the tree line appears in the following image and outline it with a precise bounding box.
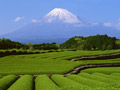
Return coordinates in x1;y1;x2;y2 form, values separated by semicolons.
60;35;119;50
0;38;25;49
0;35;119;50
0;38;58;50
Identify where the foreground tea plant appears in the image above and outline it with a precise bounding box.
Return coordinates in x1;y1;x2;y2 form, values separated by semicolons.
35;75;61;90
0;75;18;90
51;75;89;90
8;75;33;90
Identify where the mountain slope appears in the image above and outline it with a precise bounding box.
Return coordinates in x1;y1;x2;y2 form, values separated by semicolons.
1;8;120;44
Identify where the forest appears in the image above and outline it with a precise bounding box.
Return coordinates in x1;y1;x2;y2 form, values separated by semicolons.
60;35;119;50
0;35;119;50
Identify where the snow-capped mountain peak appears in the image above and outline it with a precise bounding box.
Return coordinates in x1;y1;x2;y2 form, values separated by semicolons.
33;8;99;26
42;8;80;23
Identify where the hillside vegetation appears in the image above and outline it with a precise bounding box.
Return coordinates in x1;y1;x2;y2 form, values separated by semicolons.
1;34;120;51
60;35;119;50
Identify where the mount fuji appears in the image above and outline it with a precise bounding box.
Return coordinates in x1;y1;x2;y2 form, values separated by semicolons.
1;8;120;44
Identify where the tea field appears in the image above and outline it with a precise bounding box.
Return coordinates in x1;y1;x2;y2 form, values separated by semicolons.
0;50;120;75
0;50;120;89
1;72;120;90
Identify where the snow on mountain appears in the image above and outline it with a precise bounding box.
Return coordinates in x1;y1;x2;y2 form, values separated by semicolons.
35;8;99;27
41;8;80;23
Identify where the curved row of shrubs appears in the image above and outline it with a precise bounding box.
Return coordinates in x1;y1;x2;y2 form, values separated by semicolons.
0;50;40;57
1;74;120;90
35;75;61;90
0;49;63;57
0;75;18;90
8;75;33;90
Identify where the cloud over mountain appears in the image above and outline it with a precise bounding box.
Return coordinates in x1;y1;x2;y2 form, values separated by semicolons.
14;16;24;22
103;18;120;30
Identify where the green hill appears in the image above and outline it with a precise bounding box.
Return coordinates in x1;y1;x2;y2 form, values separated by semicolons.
60;35;118;50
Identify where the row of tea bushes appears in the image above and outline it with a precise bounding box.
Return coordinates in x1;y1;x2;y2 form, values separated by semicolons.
51;75;89;90
0;75;18;90
1;73;120;90
35;75;61;90
0;49;63;57
8;75;33;90
0;50;40;57
81;67;120;74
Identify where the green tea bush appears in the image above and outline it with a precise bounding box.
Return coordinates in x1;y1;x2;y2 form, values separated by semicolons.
81;67;120;74
67;74;107;88
92;73;120;88
8;75;33;90
79;72;120;88
93;73;120;81
51;75;89;90
111;73;120;76
35;75;61;90
78;73;120;89
0;75;2;78
0;75;18;90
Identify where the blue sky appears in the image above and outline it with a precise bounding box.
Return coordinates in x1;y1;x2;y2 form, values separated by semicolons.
0;0;120;35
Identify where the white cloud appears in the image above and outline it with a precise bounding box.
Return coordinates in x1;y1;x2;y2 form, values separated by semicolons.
103;22;114;27
103;18;120;30
14;16;24;22
32;19;41;23
115;23;120;30
91;22;99;26
116;18;120;30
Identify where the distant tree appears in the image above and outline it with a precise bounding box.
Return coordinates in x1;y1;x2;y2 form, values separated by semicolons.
26;42;33;50
0;38;25;49
32;42;58;50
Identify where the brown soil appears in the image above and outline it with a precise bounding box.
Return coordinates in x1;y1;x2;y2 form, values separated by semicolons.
63;63;120;76
71;53;120;61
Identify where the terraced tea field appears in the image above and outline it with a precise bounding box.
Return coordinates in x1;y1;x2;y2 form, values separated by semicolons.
0;50;120;89
0;72;120;90
0;50;120;75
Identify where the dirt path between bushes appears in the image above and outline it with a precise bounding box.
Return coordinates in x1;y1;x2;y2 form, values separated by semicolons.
18;53;120;77
71;53;120;61
9;63;120;77
63;63;120;76
63;53;120;76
